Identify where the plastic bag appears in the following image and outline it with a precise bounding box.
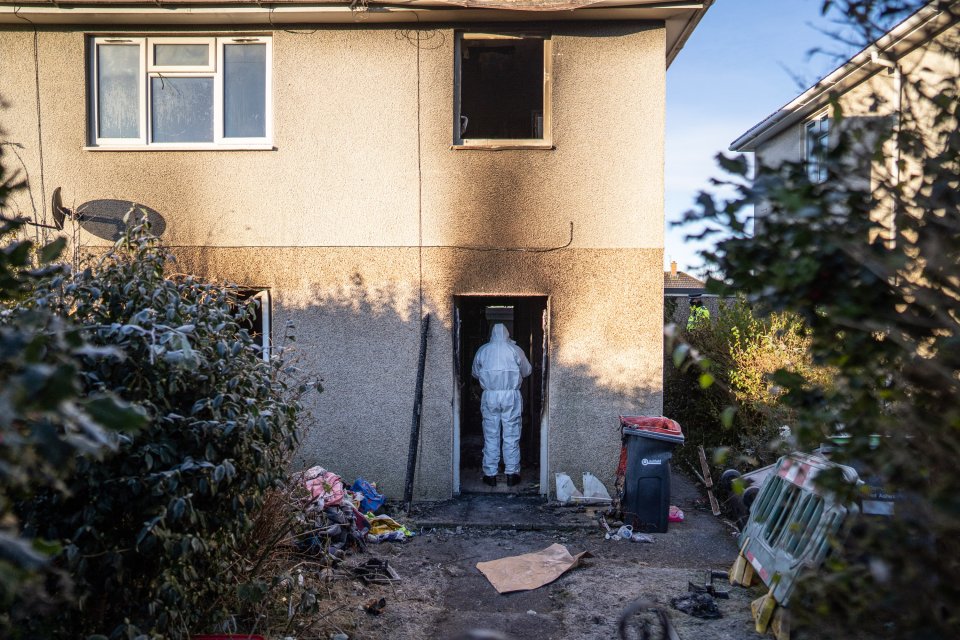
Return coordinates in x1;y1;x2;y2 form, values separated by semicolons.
351;477;385;513
581;473;612;503
555;473;583;504
669;505;685;523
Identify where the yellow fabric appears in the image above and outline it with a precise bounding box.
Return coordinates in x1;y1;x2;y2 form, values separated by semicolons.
687;305;711;330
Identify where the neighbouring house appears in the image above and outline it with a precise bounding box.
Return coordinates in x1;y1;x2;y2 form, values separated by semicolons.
0;0;711;499
664;260;706;298
663;260;720;326
730;0;959;243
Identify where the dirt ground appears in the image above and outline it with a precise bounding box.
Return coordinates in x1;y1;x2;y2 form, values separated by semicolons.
305;472;767;640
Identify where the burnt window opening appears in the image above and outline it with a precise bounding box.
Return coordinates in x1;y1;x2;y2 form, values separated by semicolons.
456;34;550;144
234;288;271;361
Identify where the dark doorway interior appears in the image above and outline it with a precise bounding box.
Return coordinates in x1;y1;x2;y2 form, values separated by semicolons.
455;296;547;494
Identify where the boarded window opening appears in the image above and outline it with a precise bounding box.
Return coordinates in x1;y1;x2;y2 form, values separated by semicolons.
235;288;271;361
457;35;549;143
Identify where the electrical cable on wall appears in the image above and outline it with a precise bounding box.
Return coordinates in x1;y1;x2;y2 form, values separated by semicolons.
0;142;41;226
156;226;575;253
267;7;319;35
415;15;424;321
13;7;48;242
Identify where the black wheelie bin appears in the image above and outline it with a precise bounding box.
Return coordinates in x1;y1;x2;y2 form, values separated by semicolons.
619;416;685;533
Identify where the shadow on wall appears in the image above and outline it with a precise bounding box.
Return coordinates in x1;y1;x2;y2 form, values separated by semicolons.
282;278;661;499
74;199;167;241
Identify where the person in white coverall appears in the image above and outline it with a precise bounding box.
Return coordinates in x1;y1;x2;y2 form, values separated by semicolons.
471;323;533;487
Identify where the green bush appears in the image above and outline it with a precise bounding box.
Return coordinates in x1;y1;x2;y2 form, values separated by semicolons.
0;134;148;637
14;224;302;639
666;298;831;472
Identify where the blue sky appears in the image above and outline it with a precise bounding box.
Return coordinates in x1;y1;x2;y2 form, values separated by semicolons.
665;0;862;275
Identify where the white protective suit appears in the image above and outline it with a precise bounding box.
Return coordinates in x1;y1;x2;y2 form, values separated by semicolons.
471;324;533;476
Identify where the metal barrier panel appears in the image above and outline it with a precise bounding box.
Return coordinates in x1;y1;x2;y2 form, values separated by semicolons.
737;453;858;605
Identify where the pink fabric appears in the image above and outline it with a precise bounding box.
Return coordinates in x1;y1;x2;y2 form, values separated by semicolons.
302;466;345;507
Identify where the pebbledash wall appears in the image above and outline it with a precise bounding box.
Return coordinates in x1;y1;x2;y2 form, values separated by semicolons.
0;22;667;499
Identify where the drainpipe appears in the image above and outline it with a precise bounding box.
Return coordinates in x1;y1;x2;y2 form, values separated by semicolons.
870;49;902;246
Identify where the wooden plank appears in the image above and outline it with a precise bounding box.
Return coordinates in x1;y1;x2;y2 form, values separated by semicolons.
698;445;722;516
697;445;714;487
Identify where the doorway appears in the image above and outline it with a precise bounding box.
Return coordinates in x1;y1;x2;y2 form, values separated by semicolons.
454;296;548;494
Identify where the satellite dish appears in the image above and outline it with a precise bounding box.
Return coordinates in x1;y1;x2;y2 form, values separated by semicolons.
51;186;73;230
13;187;72;230
18;189;166;239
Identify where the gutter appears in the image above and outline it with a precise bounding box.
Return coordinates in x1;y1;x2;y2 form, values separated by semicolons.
730;1;956;152
665;0;711;66
0;0;709;63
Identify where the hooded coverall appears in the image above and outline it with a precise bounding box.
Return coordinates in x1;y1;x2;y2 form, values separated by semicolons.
471;324;533;477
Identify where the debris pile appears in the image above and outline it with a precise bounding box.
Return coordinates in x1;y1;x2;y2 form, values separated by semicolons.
293;466;415;563
670;592;723;619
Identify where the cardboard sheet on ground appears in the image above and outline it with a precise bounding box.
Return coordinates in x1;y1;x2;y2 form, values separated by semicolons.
476;544;590;594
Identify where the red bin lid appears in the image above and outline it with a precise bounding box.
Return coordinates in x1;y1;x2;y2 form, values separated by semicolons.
619;416;684;443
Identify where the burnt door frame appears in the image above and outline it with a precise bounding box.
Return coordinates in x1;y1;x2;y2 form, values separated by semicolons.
452;295;550;495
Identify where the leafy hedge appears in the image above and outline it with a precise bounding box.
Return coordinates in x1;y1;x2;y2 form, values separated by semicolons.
665;298;831;472
0;218;151;635
13;224;302;639
679;1;960;633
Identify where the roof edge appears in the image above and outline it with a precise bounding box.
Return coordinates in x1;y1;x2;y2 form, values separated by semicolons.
0;0;709;50
665;0;712;67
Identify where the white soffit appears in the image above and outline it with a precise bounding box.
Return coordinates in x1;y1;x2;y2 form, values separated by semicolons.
0;1;709;66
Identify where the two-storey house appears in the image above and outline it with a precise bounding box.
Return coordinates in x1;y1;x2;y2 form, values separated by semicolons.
731;0;959;244
0;0;711;499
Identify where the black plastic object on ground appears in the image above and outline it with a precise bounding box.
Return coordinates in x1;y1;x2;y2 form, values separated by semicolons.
670;592;722;619
620;417;684;533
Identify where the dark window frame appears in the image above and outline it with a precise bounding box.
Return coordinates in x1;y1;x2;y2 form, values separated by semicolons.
453;31;553;150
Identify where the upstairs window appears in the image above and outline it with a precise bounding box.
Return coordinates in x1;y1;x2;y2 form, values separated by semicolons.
805;114;830;183
454;33;552;149
89;36;272;148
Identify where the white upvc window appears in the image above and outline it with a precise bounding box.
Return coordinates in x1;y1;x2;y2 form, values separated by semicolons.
805;114;830;183
247;289;272;362
89;36;273;149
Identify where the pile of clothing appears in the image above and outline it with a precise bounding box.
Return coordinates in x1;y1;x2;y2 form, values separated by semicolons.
293;466;414;562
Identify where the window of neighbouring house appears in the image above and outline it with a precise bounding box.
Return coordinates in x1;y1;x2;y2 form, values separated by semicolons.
89;36;271;148
454;32;552;148
805;114;830;183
